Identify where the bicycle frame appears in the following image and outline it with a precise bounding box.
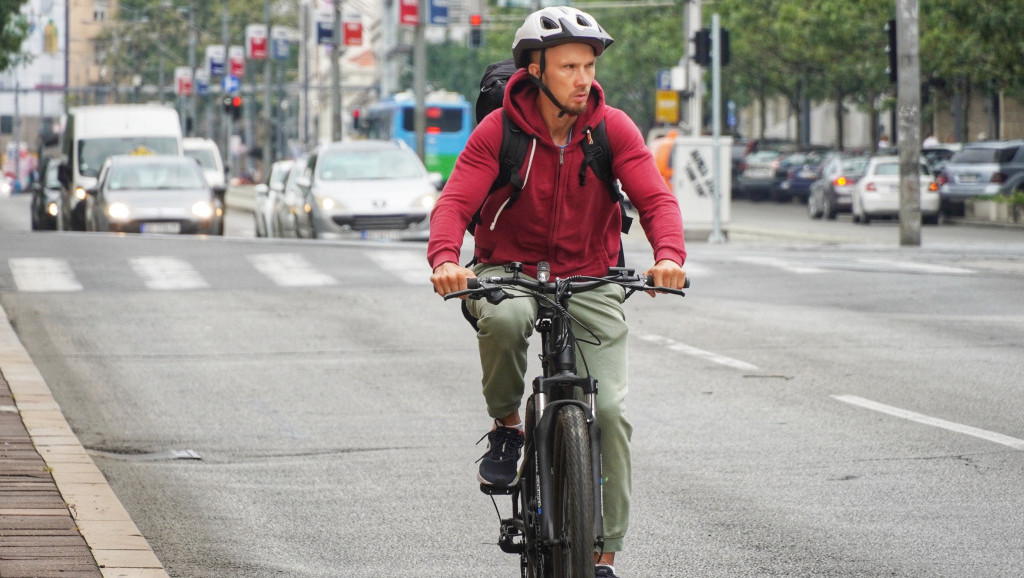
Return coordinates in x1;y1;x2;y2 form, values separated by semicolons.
530;286;605;551
446;261;687;575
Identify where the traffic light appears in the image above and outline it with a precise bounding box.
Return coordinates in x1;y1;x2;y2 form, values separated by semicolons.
469;14;483;49
231;95;242;121
885;19;898;83
694;28;730;68
222;95;233;113
352;109;361;131
694;28;711;66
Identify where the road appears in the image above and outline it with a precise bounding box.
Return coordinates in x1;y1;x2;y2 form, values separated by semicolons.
1;191;1023;577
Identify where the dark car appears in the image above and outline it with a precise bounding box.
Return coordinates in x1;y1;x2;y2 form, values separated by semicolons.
85;154;223;235
936;140;1024;215
30;157;63;230
771;150;827;202
807;152;870;220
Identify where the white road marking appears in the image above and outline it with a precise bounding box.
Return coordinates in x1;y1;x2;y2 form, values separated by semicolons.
735;255;825;274
856;259;975;275
131;256;209;290
248;253;336;287
832;394;1024;451
634;333;761;372
363;249;431;286
9;258;84;292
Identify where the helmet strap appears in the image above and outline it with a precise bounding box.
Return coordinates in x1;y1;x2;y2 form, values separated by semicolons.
530;49;571;119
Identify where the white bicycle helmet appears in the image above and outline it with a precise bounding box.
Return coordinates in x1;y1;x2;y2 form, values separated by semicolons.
512;6;614;68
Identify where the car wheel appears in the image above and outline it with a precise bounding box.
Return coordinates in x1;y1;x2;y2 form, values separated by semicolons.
807;195;822;219
923;213;940;225
824;195;837;220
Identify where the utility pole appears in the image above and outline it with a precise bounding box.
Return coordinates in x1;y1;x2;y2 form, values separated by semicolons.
264;0;274;171
685;0;702;136
708;14;725;243
896;0;922;247
187;1;196;135
331;0;343;141
413;0;427;163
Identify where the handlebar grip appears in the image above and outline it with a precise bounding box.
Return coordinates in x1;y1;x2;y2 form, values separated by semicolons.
467;278;481;290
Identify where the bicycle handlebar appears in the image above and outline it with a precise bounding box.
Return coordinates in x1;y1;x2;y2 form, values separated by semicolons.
443;264;689;302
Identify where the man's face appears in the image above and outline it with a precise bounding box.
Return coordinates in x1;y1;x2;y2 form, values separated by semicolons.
530;42;596;116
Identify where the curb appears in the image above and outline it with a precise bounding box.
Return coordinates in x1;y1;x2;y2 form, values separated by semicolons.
0;304;169;578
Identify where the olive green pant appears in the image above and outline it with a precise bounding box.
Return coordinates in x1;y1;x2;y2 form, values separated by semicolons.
466;264;632;553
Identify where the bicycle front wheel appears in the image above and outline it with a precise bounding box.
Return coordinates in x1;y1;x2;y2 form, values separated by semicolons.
551;404;595;578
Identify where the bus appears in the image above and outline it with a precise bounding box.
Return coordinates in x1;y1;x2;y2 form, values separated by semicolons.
362;91;472;182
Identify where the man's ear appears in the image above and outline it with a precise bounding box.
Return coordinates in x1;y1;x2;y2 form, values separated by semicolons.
528;61;541;79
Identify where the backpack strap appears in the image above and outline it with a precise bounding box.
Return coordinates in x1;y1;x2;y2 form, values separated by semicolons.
468;112;532;235
580;119;634;235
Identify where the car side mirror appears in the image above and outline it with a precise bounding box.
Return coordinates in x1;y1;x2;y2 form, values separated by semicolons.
254;183;269;197
296;176;311;189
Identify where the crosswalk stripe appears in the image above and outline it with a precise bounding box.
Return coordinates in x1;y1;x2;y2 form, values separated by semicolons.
247;253;336;287
130;257;209;290
363;249;430;286
9;258;83;292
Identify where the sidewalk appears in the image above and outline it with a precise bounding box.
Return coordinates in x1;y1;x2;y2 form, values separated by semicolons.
0;305;168;578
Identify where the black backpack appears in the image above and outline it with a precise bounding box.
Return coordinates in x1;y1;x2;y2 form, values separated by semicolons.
468;58;633;237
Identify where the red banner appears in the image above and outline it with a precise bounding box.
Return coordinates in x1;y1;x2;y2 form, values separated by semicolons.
399;0;418;26
344;21;363;46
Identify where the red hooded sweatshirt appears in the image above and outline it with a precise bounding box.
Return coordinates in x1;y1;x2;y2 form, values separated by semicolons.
428;69;686;279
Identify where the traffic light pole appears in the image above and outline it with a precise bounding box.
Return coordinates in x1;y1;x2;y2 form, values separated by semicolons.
896;0;922;247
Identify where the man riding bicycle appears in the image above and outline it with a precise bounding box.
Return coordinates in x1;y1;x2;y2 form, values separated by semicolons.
429;7;687;577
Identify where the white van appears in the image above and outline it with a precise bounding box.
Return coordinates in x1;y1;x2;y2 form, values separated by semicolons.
183;137;226;193
58;104;183;231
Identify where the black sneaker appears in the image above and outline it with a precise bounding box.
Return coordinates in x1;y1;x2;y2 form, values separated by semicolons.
476;421;524;488
595;565;619;578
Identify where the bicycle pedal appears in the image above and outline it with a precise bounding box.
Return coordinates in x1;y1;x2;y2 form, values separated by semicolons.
479;483;517;496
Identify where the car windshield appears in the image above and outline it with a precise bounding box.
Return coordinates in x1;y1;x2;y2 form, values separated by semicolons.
875;162;930;176
44;164;61;188
951;147;1018;164
185;148;218;170
841;157;869;174
318;149;424;181
107;162;206;190
78;137;179;177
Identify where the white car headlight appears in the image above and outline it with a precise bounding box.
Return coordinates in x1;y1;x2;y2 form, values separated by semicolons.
318;197;336;210
191;201;214;219
417;193;438;211
107;202;131;220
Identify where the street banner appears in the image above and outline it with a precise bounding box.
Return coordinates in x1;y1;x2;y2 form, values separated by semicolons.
195;69;209;95
205;45;225;77
229;45;245;77
174;67;193;96
317;19;333;45
246;24;268;60
344;20;362;46
430;0;449;25
271;26;292;60
400;0;418;26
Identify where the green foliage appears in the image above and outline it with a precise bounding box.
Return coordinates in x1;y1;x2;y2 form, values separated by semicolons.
0;0;31;73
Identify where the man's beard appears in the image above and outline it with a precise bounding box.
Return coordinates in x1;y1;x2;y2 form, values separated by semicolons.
563;100;588;116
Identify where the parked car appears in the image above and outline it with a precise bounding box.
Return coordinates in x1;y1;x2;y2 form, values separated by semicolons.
270;156;311;238
300;140;442;240
936;140;1024;216
771;150;827;202
921;144;961;173
851;156;940;225
84;154;223;235
254;159;294;237
736;149;788;201
807;152;870;219
30;157;63;230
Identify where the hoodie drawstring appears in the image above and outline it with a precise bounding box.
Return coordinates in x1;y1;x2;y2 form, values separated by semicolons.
490;136;538;231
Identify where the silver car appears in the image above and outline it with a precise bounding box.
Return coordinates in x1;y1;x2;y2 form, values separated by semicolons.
85;155;223;235
936;140;1024;216
300;140;441;240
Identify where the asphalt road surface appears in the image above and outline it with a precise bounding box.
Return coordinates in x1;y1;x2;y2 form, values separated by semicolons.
1;191;1022;577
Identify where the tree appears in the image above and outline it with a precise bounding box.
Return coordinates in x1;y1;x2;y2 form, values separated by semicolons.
0;0;31;73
